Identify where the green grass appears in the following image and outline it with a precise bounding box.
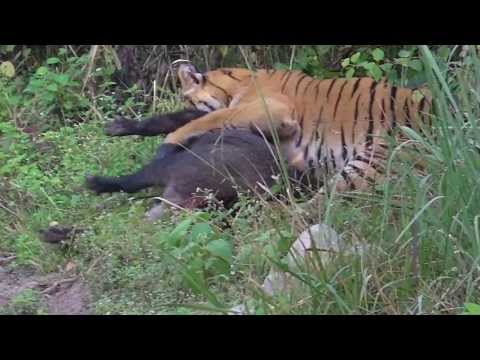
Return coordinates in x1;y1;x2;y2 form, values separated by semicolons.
1;45;480;314
0;288;47;315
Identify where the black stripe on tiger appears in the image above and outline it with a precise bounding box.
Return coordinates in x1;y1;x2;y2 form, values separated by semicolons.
350;78;362;99
380;98;386;128
418;95;431;129
294;74;309;96
419;96;427;115
352;94;361;145
220;70;242;81
355;155;385;174
315;106;324;131
279;71;290;83
200;101;215;112
404;98;412;128
310;106;323;146
303;78;316;97
304;144;310;162
366;81;378;147
330;149;337;170
341;170;356;190
333;80;349;120
390;86;398;129
205;77;233;102
326;79;338;101
364;149;388;161
296;114;304;147
349;164;366;178
314;81;321;103
341;125;348;162
317;130;325;164
348;164;377;185
281;71;294;93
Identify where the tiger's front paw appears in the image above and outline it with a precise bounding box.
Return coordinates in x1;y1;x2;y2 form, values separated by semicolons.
105;117;138;136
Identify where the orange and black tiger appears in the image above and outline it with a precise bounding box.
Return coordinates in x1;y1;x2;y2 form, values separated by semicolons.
105;62;432;198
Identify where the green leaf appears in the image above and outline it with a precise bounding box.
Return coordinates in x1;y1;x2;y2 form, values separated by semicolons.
35;66;49;76
463;303;480;315
364;63;382;81
408;59;423;71
47;57;61;65
380;63;393;72
205;257;230;275
181;264;207;295
189;223;215;243
193;211;210;222
0;61;15;78
398;50;411;58
437;46;451;61
367;63;383;81
372;48;385;62
54;74;70;85
341;58;350;68
350;52;361;64
345;68;355;79
206;239;233;263
395;58;410;67
358;61;368;69
168;218;193;246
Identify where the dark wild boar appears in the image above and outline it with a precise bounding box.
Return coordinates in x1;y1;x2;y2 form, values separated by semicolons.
86;129;281;221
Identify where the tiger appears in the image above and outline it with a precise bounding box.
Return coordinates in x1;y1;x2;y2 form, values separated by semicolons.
105;61;432;202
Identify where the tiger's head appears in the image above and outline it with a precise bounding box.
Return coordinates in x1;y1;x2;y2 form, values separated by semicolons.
176;62;252;112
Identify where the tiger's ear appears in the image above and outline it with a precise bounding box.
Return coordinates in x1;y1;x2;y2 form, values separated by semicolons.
177;63;204;91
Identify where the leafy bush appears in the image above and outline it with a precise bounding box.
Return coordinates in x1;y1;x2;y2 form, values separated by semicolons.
23;53;91;126
158;212;234;287
1;289;46;315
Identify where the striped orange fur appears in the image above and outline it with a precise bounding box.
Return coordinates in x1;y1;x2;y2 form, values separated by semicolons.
165;63;432;193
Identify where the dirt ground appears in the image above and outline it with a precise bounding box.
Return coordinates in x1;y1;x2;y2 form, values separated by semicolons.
0;257;91;315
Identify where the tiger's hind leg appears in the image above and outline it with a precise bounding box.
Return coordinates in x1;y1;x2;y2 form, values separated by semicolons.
305;144;388;210
334;145;388;193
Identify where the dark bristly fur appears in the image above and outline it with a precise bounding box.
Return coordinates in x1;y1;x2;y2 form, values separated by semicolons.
86;129;280;211
104;109;208;137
